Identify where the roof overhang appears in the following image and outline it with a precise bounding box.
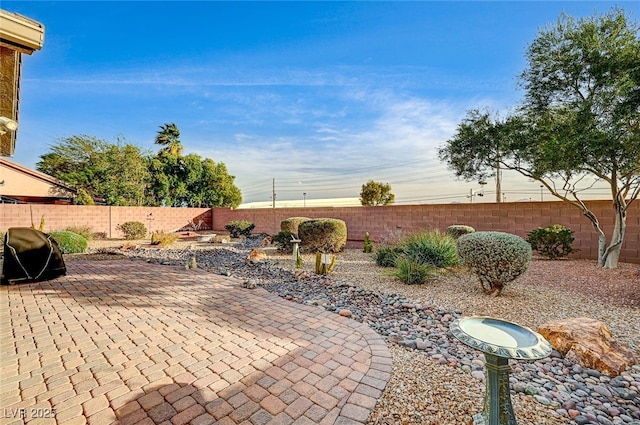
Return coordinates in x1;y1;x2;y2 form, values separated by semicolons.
0;9;45;55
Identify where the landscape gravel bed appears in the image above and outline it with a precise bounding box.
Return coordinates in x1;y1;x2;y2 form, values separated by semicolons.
86;239;640;425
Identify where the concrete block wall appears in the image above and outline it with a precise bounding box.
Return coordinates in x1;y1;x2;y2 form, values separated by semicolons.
1;200;637;263
212;200;639;264
1;204;212;239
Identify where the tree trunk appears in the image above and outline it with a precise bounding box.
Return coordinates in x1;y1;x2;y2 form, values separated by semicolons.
602;201;626;269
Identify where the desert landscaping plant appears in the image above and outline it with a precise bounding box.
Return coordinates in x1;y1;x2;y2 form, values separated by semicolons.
280;217;311;235
298;218;347;253
65;225;93;241
225;220;255;238
374;245;404;268
446;225;475;239
49;230;88;254
391;257;434;285
457;231;532;296
315;252;337;275
363;232;373;253
527;224;577;259
150;231;180;247
117;221;147;240
273;231;296;253
400;230;459;269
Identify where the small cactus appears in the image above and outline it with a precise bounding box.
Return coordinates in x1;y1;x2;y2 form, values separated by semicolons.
363;232;373;253
315;252;336;275
295;245;303;269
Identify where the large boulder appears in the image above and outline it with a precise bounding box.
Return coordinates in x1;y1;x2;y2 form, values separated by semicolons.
538;318;636;376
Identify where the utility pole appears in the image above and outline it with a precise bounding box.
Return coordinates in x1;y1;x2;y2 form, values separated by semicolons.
272;178;276;209
495;161;502;203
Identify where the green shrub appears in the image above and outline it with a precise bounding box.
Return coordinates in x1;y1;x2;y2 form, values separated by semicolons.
298;218;347;253
273;231;296;253
526;224;577;259
65;225;93;241
117;221;147;240
150;231;180;247
457;231;532;297
401;230;459;269
374;245;404;267
391;257;434;285
446;225;475;239
280;217;312;235
225;220;255;238
49;231;88;254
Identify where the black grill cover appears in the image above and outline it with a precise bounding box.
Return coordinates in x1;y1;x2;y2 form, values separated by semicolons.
1;227;66;285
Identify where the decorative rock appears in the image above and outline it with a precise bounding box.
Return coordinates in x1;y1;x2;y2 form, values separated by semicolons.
593;385;613;398
339;309;353;318
538;318;637;376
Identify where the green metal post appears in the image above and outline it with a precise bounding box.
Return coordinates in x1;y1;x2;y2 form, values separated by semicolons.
473;354;517;425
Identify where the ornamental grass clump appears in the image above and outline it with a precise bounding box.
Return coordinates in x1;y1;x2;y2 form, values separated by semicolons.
526;224;577;259
391;257;434;285
374;245;404;267
401;230;459;269
298;218;347;253
457;231;532;297
150;231;180;247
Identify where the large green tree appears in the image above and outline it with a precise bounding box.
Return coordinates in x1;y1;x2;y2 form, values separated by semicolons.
37;135;150;205
147;123;242;208
38;124;243;208
439;9;640;268
360;180;395;206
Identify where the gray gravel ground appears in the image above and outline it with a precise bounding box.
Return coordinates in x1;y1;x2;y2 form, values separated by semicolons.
86;237;640;425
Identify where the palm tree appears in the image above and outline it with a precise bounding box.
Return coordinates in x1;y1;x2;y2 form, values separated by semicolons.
155;123;183;155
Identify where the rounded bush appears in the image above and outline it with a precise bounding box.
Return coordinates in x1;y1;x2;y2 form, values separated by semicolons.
280;217;312;235
117;221;147;240
49;231;88;254
298;218;347;253
446;225;475;239
457;231;532;296
401;230;459;269
526;224;576;259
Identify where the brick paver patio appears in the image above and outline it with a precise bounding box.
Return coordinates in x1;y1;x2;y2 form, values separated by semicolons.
0;260;391;425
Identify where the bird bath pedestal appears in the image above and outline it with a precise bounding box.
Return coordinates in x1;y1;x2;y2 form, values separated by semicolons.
290;238;301;262
450;317;552;425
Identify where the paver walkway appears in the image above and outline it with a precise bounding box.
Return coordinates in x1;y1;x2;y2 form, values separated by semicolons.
0;261;391;425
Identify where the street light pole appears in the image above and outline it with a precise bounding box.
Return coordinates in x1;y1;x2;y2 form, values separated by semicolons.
303;192;306;207
540;185;544;202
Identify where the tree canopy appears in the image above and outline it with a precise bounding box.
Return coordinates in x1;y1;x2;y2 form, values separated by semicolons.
438;8;640;268
37;123;243;208
360;180;395;206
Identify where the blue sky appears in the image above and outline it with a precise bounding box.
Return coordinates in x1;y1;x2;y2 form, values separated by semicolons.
4;1;638;205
